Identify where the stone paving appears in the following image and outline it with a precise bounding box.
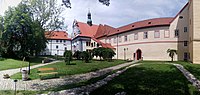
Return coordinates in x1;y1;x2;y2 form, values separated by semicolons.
0;61;136;91
0;61;61;90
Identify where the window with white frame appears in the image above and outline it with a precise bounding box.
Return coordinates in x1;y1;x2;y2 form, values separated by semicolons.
143;32;148;39
114;37;117;43
175;29;179;37
124;35;128;42
154;31;160;38
119;36;122;43
134;33;138;40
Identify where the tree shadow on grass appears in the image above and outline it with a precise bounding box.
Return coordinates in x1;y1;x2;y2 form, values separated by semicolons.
90;64;200;95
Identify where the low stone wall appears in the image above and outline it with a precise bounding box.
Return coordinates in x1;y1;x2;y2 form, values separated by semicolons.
173;64;200;91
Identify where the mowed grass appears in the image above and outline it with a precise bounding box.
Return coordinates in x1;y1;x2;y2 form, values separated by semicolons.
174;61;200;80
11;60;126;80
0;90;38;95
0;57;43;71
90;63;200;95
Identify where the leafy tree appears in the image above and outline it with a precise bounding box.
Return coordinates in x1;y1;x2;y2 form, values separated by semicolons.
92;47;115;61
64;50;72;65
167;49;177;62
73;51;82;60
25;0;65;31
82;51;90;63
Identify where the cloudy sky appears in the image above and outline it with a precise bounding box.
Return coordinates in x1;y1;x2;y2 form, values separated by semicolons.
0;0;188;34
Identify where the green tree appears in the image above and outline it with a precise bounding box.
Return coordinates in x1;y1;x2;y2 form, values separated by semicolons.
73;51;82;60
26;0;65;30
64;50;72;65
82;51;90;63
167;49;177;62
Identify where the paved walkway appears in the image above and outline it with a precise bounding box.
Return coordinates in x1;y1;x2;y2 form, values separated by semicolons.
0;61;61;90
0;61;136;91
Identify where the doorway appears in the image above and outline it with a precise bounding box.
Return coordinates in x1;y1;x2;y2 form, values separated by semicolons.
136;49;142;60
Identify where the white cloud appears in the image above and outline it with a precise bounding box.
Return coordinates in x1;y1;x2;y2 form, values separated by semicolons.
0;0;22;16
0;0;188;34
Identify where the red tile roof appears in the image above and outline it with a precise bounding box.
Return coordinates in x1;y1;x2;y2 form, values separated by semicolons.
45;31;71;40
94;24;117;39
108;17;174;36
77;22;99;37
101;43;115;49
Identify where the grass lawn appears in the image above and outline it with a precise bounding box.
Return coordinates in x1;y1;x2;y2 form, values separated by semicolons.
90;63;200;95
11;60;126;80
0;57;44;71
0;90;38;95
174;61;200;80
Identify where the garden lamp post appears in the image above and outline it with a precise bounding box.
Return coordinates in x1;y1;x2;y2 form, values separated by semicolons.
14;79;18;95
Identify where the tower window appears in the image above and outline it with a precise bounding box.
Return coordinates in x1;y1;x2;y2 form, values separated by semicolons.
184;41;188;46
184;27;188;32
175;29;179;37
179;16;183;19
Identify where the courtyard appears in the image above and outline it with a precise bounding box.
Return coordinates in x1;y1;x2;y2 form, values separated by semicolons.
1;59;200;95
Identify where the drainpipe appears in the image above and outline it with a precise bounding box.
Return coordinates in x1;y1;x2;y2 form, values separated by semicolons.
117;35;119;59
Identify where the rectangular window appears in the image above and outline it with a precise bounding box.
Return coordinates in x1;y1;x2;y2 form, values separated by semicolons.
164;30;170;38
134;33;138;40
119;36;122;43
184;27;188;32
143;32;148;39
124;35;128;42
175;29;179;37
91;43;93;47
64;40;66;43
56;40;58;43
154;31;160;38
60;40;62;43
184;41;188;46
184;52;188;61
56;45;58;49
114;37;117;43
65;47;67;50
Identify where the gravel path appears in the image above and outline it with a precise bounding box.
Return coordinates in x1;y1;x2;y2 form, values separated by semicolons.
0;61;136;91
0;61;61;90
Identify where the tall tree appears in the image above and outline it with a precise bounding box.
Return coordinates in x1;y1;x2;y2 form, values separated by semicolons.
1;3;46;58
25;0;64;31
167;49;177;62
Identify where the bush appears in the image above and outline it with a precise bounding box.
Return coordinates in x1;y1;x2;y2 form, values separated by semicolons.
82;51;90;63
92;47;116;61
64;50;72;65
73;51;82;60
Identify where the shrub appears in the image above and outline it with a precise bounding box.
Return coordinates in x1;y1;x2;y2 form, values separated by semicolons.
73;51;82;60
64;50;72;65
82;51;90;63
92;47;116;61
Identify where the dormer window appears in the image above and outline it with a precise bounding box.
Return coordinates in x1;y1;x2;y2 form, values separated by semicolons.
148;22;151;24
132;25;135;27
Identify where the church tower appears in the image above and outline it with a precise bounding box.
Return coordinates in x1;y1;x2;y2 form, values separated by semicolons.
87;10;93;26
189;0;200;63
